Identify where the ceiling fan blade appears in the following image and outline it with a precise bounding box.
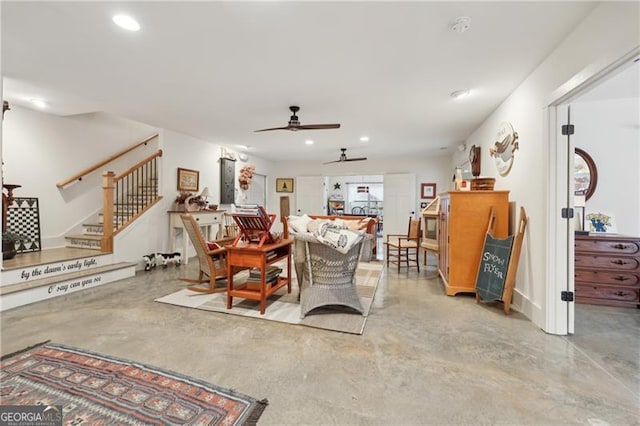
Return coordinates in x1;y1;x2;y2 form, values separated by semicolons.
254;125;292;132
344;157;367;162
322;160;341;165
296;123;341;130
255;106;340;132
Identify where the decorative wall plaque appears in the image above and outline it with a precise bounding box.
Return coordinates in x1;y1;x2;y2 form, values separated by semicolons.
489;122;519;176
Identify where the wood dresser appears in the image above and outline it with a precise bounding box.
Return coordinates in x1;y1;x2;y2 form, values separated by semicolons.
438;191;510;296
574;234;640;308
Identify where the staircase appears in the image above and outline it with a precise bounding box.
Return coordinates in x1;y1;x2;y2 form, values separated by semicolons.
0;135;163;312
65;184;160;250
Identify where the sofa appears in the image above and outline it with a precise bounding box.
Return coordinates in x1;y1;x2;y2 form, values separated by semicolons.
283;214;377;261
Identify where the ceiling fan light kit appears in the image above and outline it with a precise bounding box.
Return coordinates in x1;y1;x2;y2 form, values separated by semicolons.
254;105;341;132
323;148;367;165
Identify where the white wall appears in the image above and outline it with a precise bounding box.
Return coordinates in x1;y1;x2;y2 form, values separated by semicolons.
451;2;639;329
572;98;639;236
268;155;452;232
1;106;276;269
2;106;158;247
112;130;274;264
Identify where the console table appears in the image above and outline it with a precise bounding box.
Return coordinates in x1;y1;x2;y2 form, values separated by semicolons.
226;239;292;314
168;210;224;264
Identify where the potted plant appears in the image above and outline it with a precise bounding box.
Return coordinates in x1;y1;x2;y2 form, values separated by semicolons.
2;231;24;260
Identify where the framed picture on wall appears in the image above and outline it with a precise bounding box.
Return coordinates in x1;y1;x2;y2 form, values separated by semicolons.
177;168;199;192
421;183;436;199
276;178;294;193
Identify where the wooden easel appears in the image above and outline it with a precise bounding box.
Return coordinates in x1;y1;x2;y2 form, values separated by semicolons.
231;205;276;247
475;206;528;314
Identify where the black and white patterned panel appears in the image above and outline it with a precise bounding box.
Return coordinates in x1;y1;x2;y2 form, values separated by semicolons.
6;197;42;253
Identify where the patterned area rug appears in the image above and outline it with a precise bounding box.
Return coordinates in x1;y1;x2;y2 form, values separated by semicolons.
155;261;383;335
0;342;267;425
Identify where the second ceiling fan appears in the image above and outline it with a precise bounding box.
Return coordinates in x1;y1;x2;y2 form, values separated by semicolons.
254;106;340;132
323;148;367;164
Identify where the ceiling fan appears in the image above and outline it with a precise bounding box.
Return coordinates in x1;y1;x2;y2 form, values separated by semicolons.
254;106;340;132
323;148;367;164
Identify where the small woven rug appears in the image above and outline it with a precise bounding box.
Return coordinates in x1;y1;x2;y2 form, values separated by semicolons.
0;341;267;425
155;261;383;335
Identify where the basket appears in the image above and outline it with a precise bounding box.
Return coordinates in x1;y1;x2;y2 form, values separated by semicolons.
471;178;496;191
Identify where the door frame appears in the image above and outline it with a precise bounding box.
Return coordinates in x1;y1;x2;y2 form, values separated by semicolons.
544;46;640;335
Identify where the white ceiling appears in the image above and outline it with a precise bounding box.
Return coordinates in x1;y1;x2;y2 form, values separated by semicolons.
2;1;598;162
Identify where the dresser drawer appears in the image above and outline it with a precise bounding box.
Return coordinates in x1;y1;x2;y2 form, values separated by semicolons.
576;284;639;302
575;238;639;255
575;254;639;271
575;269;640;287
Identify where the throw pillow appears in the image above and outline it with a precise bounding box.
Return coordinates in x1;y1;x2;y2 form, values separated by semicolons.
306;219;329;234
358;217;373;230
288;214;312;233
313;223;364;254
207;241;221;250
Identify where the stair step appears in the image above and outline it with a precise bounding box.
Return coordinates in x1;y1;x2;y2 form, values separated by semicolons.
82;223;104;235
0;262;136;312
97;213;135;225
65;234;102;250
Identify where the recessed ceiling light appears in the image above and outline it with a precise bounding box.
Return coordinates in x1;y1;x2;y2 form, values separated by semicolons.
449;16;471;34
305;140;314;145
360;136;369;142
30;98;47;108
450;89;471;99
113;14;140;31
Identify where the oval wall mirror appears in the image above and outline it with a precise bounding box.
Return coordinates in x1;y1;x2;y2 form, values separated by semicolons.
575;148;597;201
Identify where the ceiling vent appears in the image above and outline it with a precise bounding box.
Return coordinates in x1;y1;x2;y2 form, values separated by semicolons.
450;16;471;34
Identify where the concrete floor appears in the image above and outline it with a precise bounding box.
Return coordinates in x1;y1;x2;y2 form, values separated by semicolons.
1;259;638;425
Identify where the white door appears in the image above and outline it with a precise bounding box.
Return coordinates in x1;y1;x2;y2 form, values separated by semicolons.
295;176;324;215
245;173;266;207
383;173;416;236
562;104;576;334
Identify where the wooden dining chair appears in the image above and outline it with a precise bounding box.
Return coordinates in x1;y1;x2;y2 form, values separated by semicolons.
385;217;421;272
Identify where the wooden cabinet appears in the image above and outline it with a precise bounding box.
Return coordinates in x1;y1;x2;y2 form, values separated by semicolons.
574;234;640;308
438;191;509;296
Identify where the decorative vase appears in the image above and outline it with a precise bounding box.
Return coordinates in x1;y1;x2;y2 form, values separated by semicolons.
2;240;16;260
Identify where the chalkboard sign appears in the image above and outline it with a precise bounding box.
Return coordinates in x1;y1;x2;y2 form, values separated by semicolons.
475;206;527;314
476;233;514;302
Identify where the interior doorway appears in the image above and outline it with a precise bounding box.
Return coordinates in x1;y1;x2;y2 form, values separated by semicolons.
549;50;640;335
325;175;384;260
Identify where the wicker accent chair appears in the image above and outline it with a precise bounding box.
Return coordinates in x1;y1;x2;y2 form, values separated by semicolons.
385;217;421;272
291;231;365;319
180;213;236;293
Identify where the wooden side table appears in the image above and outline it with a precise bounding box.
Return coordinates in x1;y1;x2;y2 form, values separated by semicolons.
226;239;292;314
